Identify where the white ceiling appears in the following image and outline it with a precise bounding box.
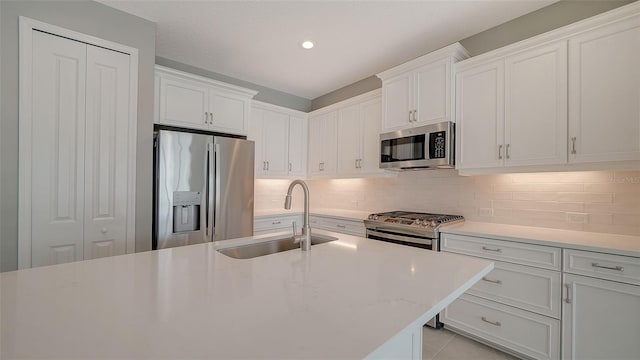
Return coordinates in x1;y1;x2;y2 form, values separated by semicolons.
100;0;557;100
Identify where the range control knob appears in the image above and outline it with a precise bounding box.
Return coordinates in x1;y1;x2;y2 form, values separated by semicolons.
368;215;379;220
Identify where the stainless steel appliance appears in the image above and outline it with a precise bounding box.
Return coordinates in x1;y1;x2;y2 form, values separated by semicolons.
153;129;254;250
380;121;455;170
364;210;464;328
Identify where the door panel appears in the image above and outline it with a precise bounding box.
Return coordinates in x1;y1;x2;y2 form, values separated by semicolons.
382;74;412;131
288;117;307;176
360;98;382;173
505;42;567;166
84;44;130;260
262;110;289;176
210;91;247;135
569;17;640;163
337;105;361;174
415;59;450;125
456;61;505;169
160;76;208;129
31;31;87;267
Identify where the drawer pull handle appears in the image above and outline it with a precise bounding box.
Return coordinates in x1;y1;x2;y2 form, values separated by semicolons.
565;283;572;304
482;277;502;285
482;246;502;253
336;224;346;229
481;317;501;327
272;221;281;225
591;263;624;272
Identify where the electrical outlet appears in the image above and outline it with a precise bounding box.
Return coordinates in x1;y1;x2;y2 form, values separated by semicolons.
478;208;494;217
566;212;588;224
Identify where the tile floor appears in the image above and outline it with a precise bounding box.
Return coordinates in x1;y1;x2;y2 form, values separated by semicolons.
422;326;521;360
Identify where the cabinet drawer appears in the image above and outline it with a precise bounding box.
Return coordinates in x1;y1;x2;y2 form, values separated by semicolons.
564;249;640;286
441;233;561;270
443;294;560;360
310;216;365;237
254;215;301;233
467;260;561;319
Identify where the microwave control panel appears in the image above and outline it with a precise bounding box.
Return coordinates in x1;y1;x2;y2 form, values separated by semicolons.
429;131;446;159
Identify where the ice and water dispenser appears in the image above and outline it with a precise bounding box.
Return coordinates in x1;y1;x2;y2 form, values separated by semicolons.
172;191;201;233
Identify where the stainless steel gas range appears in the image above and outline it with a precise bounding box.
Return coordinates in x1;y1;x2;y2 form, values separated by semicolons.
364;211;464;251
364;211;465;328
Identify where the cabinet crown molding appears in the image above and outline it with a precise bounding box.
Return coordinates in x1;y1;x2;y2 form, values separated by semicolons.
308;88;381;117
155;64;259;98
376;42;469;81
456;1;640;71
252;100;308;118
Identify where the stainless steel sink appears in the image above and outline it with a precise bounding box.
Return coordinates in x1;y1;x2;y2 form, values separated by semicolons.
217;234;338;259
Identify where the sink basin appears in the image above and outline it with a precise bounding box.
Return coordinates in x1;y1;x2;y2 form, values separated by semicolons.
217;233;338;259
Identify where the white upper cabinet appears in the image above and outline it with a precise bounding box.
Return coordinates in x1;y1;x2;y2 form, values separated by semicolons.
249;102;307;179
456;61;505;169
504;42;567;167
308;111;338;177
288;116;308;177
377;43;469;132
456;2;640;173
310;90;385;178
336;97;383;176
568;14;640;163
457;41;567;170
156;65;257;135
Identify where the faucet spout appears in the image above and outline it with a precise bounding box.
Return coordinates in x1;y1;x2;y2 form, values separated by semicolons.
284;180;311;251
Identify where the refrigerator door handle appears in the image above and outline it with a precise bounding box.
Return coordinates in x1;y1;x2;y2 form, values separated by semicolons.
206;143;215;240
213;143;221;240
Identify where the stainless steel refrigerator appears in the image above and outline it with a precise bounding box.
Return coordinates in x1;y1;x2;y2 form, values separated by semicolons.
153;129;254;249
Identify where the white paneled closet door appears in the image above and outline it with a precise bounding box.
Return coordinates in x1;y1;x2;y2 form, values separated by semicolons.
84;45;130;260
31;31;87;267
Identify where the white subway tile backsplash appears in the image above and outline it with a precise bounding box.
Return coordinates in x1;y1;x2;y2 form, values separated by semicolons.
255;170;640;236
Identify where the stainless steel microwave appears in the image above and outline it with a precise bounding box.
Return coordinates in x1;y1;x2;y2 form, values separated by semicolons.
380;121;455;170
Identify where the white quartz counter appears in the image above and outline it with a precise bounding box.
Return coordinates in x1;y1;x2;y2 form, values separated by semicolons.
440;221;640;257
1;231;493;359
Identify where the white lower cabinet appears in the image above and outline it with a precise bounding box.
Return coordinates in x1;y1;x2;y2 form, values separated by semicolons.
309;215;365;237
441;233;561;359
443;294;560;360
254;214;303;235
562;250;640;360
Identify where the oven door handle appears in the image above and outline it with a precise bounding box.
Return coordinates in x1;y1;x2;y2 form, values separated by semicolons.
366;229;432;246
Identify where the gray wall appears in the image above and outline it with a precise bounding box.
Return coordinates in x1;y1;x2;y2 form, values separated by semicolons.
156;57;312;112
309;0;633;111
0;0;156;271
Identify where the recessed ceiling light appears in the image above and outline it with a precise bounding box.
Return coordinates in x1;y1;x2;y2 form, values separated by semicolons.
301;41;314;49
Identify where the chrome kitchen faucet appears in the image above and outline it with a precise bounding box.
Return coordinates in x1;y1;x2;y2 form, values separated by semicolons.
284;180;311;251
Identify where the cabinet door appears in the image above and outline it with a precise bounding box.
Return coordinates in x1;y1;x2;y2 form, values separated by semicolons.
322;112;339;174
505;42;567;166
288;116;307;177
360;98;382;173
84;45;130;260
562;274;640;360
414;58;451;125
248;107;265;176
337;105;361;174
307;115;324;176
31;31;86;267
159;75;209;130
456;61;505;169
382;73;412;131
568;17;640;163
209;90;248;135
262;109;289;176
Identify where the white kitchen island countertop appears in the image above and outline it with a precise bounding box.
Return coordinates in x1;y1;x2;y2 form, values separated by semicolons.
1;230;493;359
